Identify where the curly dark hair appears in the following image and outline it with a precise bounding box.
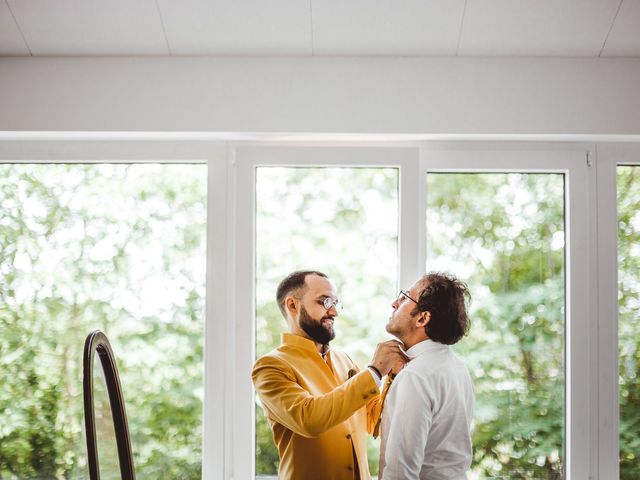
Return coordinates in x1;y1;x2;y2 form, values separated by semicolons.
276;270;328;318
412;272;471;345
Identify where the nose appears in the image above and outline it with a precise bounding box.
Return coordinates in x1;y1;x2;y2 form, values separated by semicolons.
391;299;399;309
327;305;338;316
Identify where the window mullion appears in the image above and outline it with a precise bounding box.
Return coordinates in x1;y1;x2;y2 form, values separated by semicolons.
233;150;256;480
203;152;233;480
399;151;423;290
595;148;620;480
557;154;592;480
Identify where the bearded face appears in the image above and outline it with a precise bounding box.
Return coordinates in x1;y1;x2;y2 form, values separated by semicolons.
299;304;335;345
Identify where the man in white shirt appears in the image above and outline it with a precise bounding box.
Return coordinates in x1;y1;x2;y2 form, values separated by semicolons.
379;272;474;480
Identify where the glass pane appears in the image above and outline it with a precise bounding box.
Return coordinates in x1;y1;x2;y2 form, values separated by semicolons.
618;166;640;479
255;167;399;478
426;173;565;479
0;164;206;479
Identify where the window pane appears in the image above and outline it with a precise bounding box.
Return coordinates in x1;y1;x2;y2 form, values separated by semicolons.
0;164;206;479
426;173;565;479
255;167;399;478
618;166;640;479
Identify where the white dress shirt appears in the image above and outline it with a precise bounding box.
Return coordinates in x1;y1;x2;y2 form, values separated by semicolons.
379;339;474;480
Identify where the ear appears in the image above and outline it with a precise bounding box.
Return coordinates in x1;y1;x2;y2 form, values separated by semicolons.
416;311;431;327
285;296;298;317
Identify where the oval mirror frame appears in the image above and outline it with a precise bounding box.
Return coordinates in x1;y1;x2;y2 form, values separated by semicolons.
83;330;136;480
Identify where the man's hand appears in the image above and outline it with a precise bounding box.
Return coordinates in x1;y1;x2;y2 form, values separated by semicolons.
390;356;406;375
370;340;409;376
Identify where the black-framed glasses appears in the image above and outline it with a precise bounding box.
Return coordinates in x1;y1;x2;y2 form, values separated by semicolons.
322;297;343;312
397;290;418;305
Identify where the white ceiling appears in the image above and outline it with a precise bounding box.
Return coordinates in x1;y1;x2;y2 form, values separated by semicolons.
0;0;638;57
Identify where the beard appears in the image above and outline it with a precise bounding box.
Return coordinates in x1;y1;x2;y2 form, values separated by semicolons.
299;305;335;345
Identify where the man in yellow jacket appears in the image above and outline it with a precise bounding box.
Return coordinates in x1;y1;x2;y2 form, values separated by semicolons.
252;270;407;480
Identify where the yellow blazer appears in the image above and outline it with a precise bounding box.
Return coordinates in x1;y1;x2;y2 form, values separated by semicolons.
252;333;381;480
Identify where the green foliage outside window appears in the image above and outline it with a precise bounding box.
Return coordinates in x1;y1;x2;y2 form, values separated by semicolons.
618;166;640;479
427;173;564;479
0;164;205;479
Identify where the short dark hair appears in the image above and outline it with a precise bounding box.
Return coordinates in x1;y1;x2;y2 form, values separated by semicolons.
276;270;328;318
413;272;471;345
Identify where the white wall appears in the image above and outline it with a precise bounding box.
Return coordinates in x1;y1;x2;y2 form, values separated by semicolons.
1;57;640;137
1;55;639;480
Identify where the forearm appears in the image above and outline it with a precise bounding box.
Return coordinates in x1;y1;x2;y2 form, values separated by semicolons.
253;364;379;437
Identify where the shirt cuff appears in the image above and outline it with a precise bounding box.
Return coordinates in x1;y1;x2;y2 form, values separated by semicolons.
367;367;382;387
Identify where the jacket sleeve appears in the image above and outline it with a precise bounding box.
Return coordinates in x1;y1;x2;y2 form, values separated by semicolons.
366;375;392;434
252;355;379;438
342;352;384;432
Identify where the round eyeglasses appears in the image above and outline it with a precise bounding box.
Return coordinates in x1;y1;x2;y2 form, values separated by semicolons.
322;297;343;312
397;290;418;305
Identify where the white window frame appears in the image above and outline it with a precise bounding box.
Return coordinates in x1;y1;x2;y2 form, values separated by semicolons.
232;145;421;479
595;144;640;480
0;139;230;480
2;138;639;480
233;143;600;480
421;145;594;479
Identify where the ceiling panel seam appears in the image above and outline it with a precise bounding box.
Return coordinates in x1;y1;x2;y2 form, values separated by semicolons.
5;0;32;56
309;0;315;56
599;0;625;57
455;0;468;57
154;0;172;56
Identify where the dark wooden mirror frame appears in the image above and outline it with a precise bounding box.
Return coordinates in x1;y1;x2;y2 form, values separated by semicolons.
83;330;136;480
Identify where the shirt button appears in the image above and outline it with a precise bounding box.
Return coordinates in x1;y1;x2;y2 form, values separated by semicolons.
347;466;353;471
370;389;377;394
346;433;352;439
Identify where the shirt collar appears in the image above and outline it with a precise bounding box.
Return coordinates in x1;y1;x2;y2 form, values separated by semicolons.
405;338;449;358
281;332;328;357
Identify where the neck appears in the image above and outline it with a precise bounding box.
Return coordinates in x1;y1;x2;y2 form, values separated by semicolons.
402;334;428;350
308;337;327;354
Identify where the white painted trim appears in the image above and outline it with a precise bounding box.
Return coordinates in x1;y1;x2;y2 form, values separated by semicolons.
563;152;593;480
233;150;256;480
231;145;418;167
393;150;422;291
224;146;239;480
204;152;230;480
585;145;599;480
594;147;618;480
420;146;592;480
0;140;226;162
598;143;640;165
421;146;587;172
5;132;640;143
